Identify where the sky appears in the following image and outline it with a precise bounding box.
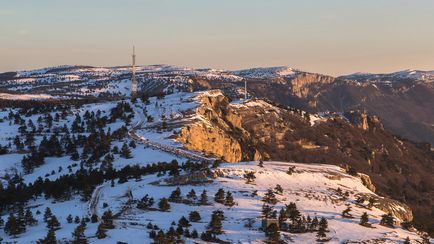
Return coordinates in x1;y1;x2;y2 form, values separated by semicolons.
1;0;434;76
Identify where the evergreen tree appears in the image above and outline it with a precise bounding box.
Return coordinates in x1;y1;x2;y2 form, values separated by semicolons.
120;143;132;159
178;216;191;228
154;230;166;243
96;223;107;239
149;230;157;239
286;166;296;175
319;217;328;231
91;214;98;223
316;217;328;241
380;213;394;228
67;214;73;224
189;211;201;222
158;198;171;211
74;216;80;224
47;215;61;230
263;189;278;204
186;189;197;201
5;213;25;237
274;184;283;195
17;206;26;232
200;190;209;205
341;206;353;218
176;225;184;236
169;187;182;202
101;210;115;229
265;223;281;242
310;217;319;231
243;171;256;183
258;160;264;167
207;210;224;235
316;225;327;241
224;191;235;206
214;188;225;204
40;228;57;244
403;237;411;244
72;223;87;244
137;194;154;210
44;207;53;223
286;202;301;223
359;212;370;227
191;229;199;238
128;140;136;149
262;204;273;218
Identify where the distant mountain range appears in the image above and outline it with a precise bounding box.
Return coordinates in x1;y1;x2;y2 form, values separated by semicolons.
1;65;433;145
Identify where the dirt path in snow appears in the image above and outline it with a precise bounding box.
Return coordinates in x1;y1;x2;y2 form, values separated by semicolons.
88;183;106;217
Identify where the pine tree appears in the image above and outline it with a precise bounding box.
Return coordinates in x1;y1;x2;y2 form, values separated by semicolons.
176;225;184;236
169;187;182;202
319;217;328;231
262;204;273;218
286;202;301;223
128;140;136;149
258;160;264;167
186;189;197;201
316;217;328;241
158;198;171;211
263;189;278;204
265;223;280;242
72;223;87;244
214;188;225;204
243;171;256;183
137;194;155;209
341;206;353;218
316;225;327;241
120;143;132;159
96;223;107;239
44;207;53;223
380;213;394;228
207;210;224;235
189;211;201;222
47;215;61;230
359;212;370;227
224;191;235;206
278;207;287;226
310;216;319;231
101;210;115;229
274;184;283;195
154;230;166;243
149;230;157;239
91;214;98;223
67;214;73;224
200;190;209;205
40;228;57;244
5;213;24;237
286;166;296;175
178;216;191;228
191;229;199;238
403;237;411;244
74;216;80;224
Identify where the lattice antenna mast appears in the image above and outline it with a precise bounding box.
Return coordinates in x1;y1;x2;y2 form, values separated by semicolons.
131;46;138;99
244;79;247;100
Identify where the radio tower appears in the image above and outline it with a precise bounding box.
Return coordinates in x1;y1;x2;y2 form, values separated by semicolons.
244;80;247;100
131;46;137;100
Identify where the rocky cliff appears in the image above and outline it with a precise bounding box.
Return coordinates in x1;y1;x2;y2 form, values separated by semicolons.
177;91;434;234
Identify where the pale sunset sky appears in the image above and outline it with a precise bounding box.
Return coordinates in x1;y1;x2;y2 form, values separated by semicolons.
1;0;434;75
